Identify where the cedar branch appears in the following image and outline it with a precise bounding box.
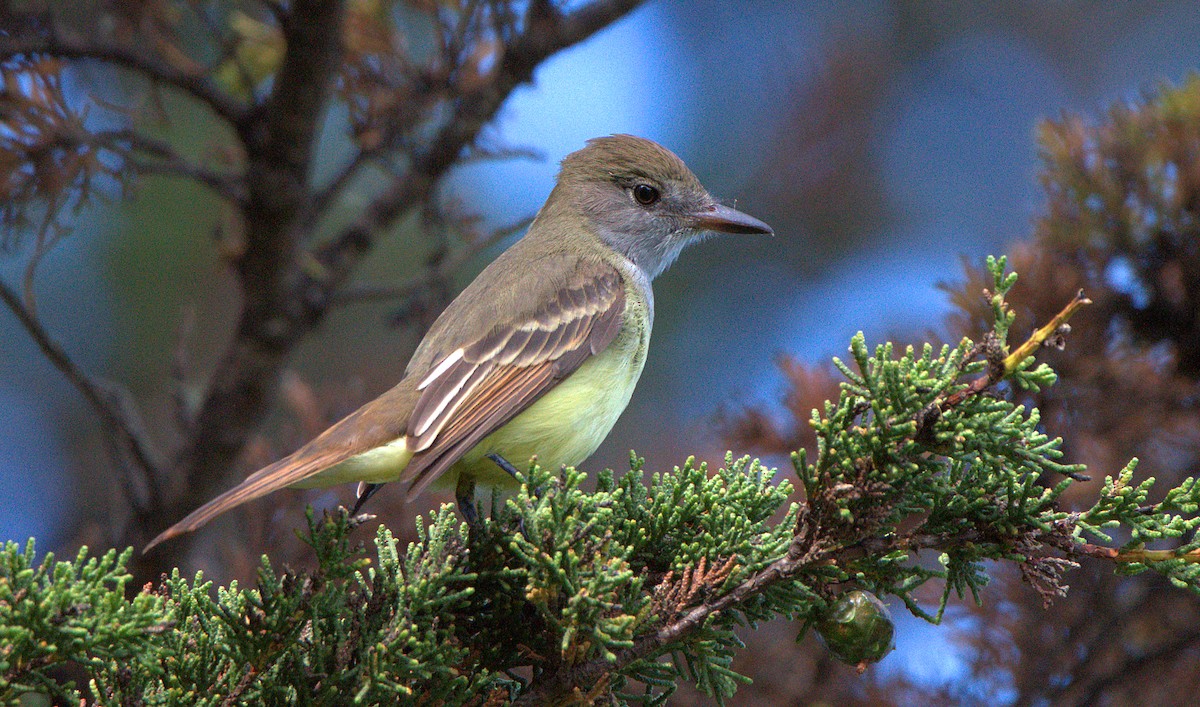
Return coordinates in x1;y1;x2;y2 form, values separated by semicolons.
512;289;1113;703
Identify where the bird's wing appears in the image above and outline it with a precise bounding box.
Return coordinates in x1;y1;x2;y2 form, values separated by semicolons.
400;262;626;497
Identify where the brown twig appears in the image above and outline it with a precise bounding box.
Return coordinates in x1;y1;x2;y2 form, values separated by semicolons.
0;34;247;126
0;279;164;511
650;556;739;620
93;129;246;203
329;216;531;307
1070;543;1200;564
1003;289;1092;371
942;289;1092;408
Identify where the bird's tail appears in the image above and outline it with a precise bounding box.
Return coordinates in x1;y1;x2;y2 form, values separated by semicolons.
143;449;344;553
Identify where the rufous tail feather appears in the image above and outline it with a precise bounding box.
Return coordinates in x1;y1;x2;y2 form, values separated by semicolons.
143;450;343;553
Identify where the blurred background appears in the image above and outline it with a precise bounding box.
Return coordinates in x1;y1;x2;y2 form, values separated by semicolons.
4;1;1200;703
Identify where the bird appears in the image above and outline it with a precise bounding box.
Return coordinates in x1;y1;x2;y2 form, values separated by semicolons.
145;134;773;552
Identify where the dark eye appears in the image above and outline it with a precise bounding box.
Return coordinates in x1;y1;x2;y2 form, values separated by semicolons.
632;183;660;206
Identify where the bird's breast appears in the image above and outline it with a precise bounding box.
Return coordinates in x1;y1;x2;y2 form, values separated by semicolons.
448;279;652;489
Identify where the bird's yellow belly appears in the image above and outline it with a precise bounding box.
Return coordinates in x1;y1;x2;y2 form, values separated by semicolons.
439;316;649;492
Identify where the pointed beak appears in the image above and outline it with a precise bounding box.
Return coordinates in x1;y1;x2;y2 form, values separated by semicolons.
685;202;774;235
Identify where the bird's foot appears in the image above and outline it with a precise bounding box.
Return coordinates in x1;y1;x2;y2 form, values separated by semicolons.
487;452;544;497
487;452;522;480
456;477;481;532
487;453;544;538
351;482;384;515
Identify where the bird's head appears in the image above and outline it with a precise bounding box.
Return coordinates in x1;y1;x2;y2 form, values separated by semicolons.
547;134;773;279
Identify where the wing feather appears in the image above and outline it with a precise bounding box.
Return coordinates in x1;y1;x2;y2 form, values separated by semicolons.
410;356;487;439
400;264;626;497
404;365;556;498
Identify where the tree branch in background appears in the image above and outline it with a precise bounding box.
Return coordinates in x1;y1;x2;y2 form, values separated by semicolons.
330;216;531;309
0;33;247;127
310;0;644;284
149;0;350;560
97;130;246;203
0;280;164;513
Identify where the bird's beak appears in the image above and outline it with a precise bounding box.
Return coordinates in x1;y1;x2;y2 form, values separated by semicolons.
685;202;774;235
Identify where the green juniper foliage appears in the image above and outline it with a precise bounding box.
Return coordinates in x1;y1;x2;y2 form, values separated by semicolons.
5;259;1200;706
0;542;167;702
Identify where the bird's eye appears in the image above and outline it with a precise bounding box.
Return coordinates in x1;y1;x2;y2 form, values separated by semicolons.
632;183;660;206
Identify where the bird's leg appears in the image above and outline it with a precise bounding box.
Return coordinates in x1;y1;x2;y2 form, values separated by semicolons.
486;452;521;480
351;482;384;515
488;452;540;538
455;475;480;529
488;452;546;502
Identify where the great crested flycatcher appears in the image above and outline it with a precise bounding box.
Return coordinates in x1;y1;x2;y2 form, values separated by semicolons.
146;134;773;551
